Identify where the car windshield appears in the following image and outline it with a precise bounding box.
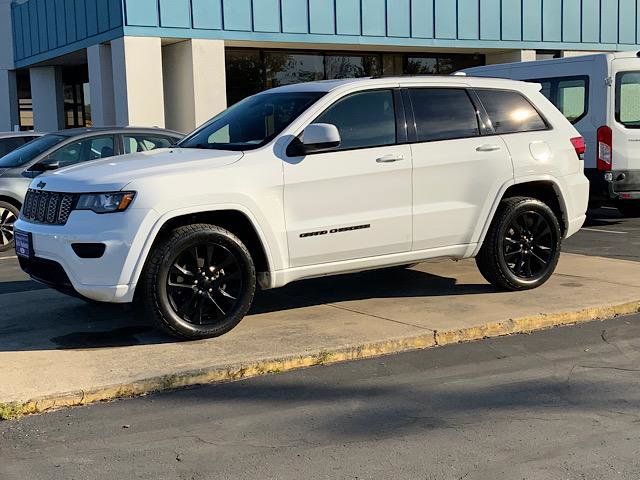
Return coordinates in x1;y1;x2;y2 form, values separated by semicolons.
178;91;325;151
0;134;66;168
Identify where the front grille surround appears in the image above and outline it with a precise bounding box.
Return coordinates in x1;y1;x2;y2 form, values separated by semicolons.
21;189;78;225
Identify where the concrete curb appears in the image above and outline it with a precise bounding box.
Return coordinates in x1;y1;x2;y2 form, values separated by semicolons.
2;300;639;420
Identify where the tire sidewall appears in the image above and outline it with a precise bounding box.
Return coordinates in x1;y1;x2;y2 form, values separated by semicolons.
496;201;561;289
151;227;256;338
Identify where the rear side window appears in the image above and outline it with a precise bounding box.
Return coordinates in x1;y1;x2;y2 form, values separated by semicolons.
527;76;588;124
408;88;480;142
313;89;396;151
476;89;548;134
616;72;640;128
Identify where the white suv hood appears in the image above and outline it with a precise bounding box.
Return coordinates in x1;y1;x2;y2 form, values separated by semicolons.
32;148;244;193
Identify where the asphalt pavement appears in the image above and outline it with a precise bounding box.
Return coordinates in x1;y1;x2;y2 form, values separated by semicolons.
2;314;640;479
564;207;640;262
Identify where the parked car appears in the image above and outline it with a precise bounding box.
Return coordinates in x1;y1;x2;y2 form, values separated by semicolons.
0;131;43;159
0;127;182;251
14;77;589;339
462;51;640;217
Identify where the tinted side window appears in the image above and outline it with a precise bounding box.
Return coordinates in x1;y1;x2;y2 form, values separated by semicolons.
50;136;115;167
476;90;548;134
527;76;588;124
124;135;176;154
314;90;396;151
409;88;480;142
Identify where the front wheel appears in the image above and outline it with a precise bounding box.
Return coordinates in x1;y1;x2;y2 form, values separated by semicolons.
0;201;19;253
141;224;256;340
476;197;562;291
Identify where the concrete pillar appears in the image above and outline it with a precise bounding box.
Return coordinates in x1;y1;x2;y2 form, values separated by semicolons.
111;36;165;128
486;49;537;65
88;44;116;127
30;67;64;132
0;69;19;131
0;0;18;131
162;39;227;133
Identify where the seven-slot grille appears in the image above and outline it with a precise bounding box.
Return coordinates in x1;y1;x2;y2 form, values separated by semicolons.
21;189;77;225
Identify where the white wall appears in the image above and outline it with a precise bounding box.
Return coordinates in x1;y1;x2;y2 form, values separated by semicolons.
162;39;226;133
111;36;165;127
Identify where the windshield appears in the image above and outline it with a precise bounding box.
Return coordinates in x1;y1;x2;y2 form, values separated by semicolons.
179;91;325;151
0;134;66;168
616;72;640;128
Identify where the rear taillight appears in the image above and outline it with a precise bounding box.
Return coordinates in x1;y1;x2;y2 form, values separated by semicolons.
597;126;613;171
570;136;585;160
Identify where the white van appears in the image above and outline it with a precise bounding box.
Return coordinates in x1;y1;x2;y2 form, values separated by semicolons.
463;52;640;216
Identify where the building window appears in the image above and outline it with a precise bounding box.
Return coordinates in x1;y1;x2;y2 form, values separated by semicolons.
62;66;91;129
536;50;562;61
16;70;33;131
226;49;481;105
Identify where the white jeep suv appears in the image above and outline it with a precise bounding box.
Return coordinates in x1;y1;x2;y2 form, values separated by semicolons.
14;77;589;339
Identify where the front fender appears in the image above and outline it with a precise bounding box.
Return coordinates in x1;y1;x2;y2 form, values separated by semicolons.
125;203;283;290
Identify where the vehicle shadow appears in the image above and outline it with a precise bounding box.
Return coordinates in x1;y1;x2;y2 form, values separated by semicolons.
0;266;495;352
0;280;48;295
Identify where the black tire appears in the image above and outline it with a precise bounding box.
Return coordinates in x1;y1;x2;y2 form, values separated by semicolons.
616;200;640;218
475;197;562;291
0;201;19;253
141;224;256;340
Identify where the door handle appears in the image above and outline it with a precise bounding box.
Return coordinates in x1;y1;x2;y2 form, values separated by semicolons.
476;144;502;152
376;154;404;163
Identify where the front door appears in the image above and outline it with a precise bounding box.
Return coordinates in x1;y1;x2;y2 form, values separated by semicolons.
283;88;413;268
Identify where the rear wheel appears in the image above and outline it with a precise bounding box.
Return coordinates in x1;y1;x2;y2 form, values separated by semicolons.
476;197;562;291
616;200;640;218
0;201;19;253
141;224;256;340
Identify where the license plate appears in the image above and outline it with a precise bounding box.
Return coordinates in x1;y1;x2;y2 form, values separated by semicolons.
14;230;32;259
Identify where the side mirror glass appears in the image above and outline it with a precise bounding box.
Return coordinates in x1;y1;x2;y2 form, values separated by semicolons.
30;158;60;172
301;123;341;153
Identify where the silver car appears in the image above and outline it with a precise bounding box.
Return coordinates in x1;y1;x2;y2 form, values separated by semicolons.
0;127;183;252
0;132;43;159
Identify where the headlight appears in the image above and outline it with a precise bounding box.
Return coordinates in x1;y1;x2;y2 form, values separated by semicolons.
75;192;136;214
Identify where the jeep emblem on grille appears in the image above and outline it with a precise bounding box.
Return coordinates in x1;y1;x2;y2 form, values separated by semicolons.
37;181;46;189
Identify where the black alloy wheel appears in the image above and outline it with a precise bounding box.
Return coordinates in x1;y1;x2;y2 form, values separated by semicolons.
0;201;19;252
142;224;256;340
476;197;561;291
501;210;555;281
166;243;243;326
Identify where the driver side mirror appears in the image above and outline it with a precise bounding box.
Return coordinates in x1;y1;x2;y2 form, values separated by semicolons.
287;123;341;156
29;158;60;173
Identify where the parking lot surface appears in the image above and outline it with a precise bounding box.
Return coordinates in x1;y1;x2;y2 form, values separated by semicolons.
2;314;640;480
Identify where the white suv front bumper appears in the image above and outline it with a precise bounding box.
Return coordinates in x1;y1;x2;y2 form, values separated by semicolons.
14;208;159;303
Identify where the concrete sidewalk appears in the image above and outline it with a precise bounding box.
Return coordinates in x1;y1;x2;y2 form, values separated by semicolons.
1;253;639;417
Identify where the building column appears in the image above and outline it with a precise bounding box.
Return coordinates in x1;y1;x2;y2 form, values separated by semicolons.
30;66;64;132
111;36;165;128
0;69;19;131
162;39;226;133
485;49;537;65
88;43;115;127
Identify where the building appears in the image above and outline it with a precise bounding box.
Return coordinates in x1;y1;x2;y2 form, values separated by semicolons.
1;0;638;134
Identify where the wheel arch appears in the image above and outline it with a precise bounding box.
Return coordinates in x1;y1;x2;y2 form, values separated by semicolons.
472;177;569;257
130;206;276;294
0;195;22;211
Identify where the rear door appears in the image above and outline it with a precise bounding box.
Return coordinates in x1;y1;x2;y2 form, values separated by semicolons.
612;58;640;172
404;86;513;250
